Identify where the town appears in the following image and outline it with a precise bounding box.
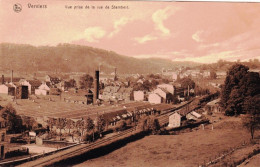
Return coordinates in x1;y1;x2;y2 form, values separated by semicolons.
0;57;259;166
1;1;260;166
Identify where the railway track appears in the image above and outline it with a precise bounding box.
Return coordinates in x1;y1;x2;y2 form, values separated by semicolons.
17;127;139;167
16;100;197;167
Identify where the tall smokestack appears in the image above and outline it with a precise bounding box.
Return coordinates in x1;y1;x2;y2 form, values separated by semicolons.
11;70;13;83
114;67;117;81
93;70;99;104
2;75;4;84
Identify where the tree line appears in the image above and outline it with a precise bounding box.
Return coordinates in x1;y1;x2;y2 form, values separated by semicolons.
220;64;260;139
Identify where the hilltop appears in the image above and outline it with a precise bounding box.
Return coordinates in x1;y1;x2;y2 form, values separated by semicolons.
0;43;200;74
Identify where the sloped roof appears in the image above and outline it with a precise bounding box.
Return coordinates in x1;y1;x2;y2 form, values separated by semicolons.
206;98;220;106
101;109;128;122
47;75;59;79
159;87;170;94
46;82;51;87
1;84;15;88
28;80;42;87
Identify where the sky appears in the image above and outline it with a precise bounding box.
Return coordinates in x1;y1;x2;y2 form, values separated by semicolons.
1;0;260;63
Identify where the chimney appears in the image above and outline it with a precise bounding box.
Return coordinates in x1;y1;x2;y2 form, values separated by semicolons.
114;67;117;81
93;70;99;104
1;75;4;84
11;70;13;83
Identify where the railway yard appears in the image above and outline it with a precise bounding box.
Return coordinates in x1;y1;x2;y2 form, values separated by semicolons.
1;94;258;167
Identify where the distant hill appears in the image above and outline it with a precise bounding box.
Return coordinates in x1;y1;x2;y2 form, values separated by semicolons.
0;43;201;74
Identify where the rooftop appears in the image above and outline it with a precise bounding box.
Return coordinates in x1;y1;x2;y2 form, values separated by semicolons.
0;97;174;120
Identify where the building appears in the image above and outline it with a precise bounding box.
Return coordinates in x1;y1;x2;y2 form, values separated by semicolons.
101;86;132;102
133;91;144;101
154;88;172;103
85;89;94;104
157;84;174;94
186;111;202;121
137;79;144;84
16;86;29;99
45;75;61;85
204;98;221;113
35;82;51;95
172;72;178;81
148;93;163;104
20;80;42;94
0;84;15;96
168;112;182;128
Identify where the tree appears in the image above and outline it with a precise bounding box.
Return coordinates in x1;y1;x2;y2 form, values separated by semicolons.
217;59;226;68
138;116;151;131
0;104;22;133
57;118;66;140
221;64;260;116
75;119;85;139
242;95;260;139
150;117;160;134
79;74;93;89
23;116;38;131
47;118;56;133
179;77;195;89
83;117;94;142
210;70;217;79
68;79;76;88
85;117;94;136
151;79;159;89
96;115;106;136
65;119;74;135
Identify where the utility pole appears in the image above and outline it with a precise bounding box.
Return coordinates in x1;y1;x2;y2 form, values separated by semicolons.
188;85;190;97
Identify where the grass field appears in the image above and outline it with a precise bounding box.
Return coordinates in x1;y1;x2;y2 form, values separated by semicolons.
74;115;258;167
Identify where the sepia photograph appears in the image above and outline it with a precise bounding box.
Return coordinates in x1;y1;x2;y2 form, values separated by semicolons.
0;0;259;166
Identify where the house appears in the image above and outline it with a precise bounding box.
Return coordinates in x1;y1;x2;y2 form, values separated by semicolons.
20;80;42;94
186;111;202;120
168;112;182;128
137;79;144;84
204;98;221;113
118;87;133;101
172;72;178;81
85;89;94;104
148;93;163;104
16;86;29;99
133;91;144;101
45;75;61;85
35;82;51;96
154;88;172;103
8;82;20;90
101;86;132;102
216;71;226;78
157;84;174;94
0;84;15;96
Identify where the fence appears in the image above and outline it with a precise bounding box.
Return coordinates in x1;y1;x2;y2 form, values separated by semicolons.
198;139;259;167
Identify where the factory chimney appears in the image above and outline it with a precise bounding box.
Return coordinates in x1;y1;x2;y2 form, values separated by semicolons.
93;70;99;104
2;75;4;84
114;67;117;81
11;70;13;83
